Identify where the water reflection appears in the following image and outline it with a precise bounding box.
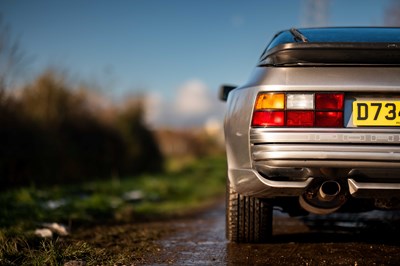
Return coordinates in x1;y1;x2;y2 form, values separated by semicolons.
155;203;400;265
226;209;400;265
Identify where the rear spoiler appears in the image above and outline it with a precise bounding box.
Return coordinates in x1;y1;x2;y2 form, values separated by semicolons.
259;42;400;66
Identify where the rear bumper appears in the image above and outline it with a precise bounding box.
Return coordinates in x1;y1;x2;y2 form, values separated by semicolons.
252;143;400;168
348;179;400;198
229;168;400;199
229;129;400;199
251;128;400;145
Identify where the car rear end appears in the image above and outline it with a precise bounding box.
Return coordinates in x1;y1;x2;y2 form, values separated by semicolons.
224;28;400;216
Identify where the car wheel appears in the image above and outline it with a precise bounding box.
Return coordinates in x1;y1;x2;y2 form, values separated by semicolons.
226;179;273;243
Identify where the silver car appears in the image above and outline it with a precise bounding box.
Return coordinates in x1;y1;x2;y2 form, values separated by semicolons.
220;27;400;243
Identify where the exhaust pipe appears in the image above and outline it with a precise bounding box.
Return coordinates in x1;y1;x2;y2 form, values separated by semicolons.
300;179;347;215
318;180;341;202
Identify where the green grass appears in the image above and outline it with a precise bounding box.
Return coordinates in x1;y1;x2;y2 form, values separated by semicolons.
0;155;226;265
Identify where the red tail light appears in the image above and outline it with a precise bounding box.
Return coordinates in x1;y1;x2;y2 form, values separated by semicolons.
252;92;344;128
315;111;343;127
316;93;344;110
287;111;314;127
252;111;284;126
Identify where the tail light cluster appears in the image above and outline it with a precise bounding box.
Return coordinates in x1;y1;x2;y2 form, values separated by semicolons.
252;92;344;128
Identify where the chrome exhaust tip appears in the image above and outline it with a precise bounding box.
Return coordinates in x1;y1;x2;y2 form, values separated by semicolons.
300;179;348;215
319;180;341;202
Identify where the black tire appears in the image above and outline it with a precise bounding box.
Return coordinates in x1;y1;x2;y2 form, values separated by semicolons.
226;179;273;243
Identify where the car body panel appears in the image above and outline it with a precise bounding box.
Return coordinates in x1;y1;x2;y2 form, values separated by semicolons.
223;27;400;239
224;66;400;202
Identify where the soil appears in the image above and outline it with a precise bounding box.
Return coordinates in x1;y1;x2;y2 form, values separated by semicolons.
65;201;400;265
140;202;400;265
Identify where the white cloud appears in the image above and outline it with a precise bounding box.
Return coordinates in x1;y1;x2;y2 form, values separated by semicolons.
174;79;212;116
144;79;226;128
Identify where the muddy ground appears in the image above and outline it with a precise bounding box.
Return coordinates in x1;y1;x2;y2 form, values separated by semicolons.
65;201;400;265
138;202;400;265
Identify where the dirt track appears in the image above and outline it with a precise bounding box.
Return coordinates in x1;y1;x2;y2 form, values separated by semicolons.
143;202;400;265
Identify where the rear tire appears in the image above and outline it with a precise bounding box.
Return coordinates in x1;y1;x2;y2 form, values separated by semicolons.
226;179;273;243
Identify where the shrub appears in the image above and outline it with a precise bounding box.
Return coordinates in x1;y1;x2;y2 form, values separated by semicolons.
0;70;163;189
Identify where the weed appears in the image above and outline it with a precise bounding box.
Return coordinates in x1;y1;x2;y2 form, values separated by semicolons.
0;155;226;264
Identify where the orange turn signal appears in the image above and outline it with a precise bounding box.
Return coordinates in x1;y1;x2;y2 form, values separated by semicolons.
255;93;285;110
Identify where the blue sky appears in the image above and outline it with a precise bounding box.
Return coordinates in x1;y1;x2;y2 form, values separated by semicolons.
0;0;395;127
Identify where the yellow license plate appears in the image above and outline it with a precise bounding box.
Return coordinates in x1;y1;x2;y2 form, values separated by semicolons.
353;101;400;126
